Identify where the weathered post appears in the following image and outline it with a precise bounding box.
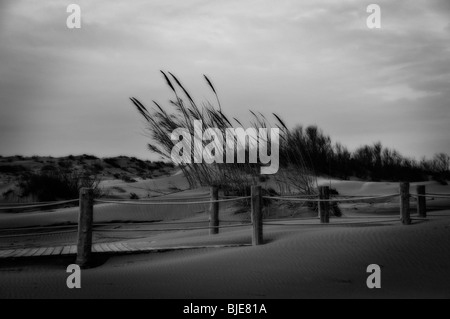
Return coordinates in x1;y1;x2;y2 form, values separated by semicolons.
76;188;94;268
209;186;219;235
400;182;411;225
251;185;263;245
416;185;427;218
319;186;330;223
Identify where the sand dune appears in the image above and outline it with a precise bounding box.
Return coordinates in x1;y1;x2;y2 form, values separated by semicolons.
0;179;449;298
0;211;449;298
99;169;191;199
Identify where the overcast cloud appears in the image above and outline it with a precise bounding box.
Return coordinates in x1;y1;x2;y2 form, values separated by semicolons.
0;0;449;160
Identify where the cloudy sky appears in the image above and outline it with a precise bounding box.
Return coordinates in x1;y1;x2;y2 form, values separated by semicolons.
0;0;449;161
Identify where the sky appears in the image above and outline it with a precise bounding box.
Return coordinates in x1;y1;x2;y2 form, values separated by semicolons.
0;0;449;162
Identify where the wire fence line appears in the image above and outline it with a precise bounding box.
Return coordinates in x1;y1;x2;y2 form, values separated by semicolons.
93;222;253;232
0;218;250;233
101;196;211;202
0;229;78;239
0;195;216;211
0;191;434;232
220;195;249;198
1;191;445;211
0;224;78;232
0;214;429;238
87;193;252;233
94;219;247;226
266;215;429;226
2;183;449;256
1;191;433;211
0;221;210;233
264;216;318;222
330;194;399;199
94;196;251;206
0;194;252;240
410;193;450;199
264;194;319;199
0;199;79;211
0;200;62;206
261;190;420;226
0;220;252;239
262;215;402;222
262;211;403;225
94;220;209;226
263;218;401;227
263;193;400;203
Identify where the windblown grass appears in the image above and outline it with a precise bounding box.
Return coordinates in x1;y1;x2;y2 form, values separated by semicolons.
130;72;316;196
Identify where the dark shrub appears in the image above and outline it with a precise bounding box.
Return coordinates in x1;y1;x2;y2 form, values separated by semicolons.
121;175;136;183
0;165;28;174
41;164;57;172
129;192;139;199
104;157;121;168
91;162;104;172
19;169;101;201
58;160;73;169
81;154;98;160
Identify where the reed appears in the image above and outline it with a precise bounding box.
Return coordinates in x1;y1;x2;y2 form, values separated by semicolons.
130;72;316;196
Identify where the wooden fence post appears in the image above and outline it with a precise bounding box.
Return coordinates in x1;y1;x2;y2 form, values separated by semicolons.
251;185;263;245
319;186;330;223
209;186;219;235
400;182;411;225
76;188;94;268
416;185;426;218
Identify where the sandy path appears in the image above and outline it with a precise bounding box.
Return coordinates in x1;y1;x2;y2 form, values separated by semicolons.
1;211;449;299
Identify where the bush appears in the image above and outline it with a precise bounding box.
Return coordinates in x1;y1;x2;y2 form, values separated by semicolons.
58;160;73;169
104;157;121;168
121;175;136;183
2;189;15;199
329;188;339;196
81;154;98;160
19;169;102;201
135;159;148;170
129;192;139;199
41;164;57;172
113;173;121;179
432;175;448;185
0;165;28;174
90;162;104;172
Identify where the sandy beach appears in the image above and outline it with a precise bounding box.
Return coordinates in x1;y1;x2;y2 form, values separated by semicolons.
0;180;449;299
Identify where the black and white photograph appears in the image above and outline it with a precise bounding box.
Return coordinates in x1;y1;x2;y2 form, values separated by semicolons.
0;0;449;304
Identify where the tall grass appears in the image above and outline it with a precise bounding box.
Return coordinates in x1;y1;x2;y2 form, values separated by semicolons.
130;72;450;204
130;72;316;196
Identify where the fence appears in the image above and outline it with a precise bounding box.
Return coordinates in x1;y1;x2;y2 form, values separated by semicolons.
1;182;449;267
75;188;252;267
